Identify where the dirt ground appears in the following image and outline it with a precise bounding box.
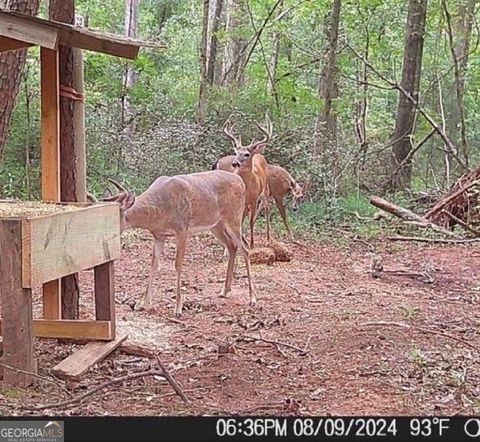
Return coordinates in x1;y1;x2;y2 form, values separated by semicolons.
1;229;479;416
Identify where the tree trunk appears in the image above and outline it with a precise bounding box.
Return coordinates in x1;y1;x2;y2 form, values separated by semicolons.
443;0;475;169
313;0;341;183
267;0;283;97
49;0;81;320
0;0;40;163
387;0;427;191
197;0;210;124
206;0;223;85
222;0;248;87
122;0;139;137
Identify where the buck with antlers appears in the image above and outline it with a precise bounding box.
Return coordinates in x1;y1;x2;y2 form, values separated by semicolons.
214;115;272;248
103;173;256;316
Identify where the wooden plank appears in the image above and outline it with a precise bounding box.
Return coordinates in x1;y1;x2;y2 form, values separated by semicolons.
0;319;111;340
0;220;36;386
58;28;140;60
21;204;120;287
0;10;150;59
40;46;61;319
0;11;58;49
33;319;112;340
94;261;116;339
51;334;127;380
0;36;33;52
40;47;60;202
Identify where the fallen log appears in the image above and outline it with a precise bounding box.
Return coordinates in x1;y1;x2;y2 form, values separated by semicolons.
387;235;480;244
370;196;459;237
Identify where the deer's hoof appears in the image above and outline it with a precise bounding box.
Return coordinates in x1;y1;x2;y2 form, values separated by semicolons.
249;300;257;307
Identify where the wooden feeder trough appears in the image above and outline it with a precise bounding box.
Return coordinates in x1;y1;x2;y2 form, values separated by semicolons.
0;9;162;386
0;201;122;385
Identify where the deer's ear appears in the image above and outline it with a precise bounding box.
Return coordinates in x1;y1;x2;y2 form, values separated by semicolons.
121;192;136;211
102;187;113;200
252;143;266;154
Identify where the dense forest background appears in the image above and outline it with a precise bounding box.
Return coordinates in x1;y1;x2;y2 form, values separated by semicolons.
0;0;479;228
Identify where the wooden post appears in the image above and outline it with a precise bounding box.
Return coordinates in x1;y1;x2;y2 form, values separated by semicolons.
94;261;116;339
0;220;36;386
73;47;86;203
40;47;61;319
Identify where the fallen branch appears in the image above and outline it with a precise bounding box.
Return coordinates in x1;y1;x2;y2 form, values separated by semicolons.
156;355;189;404
360;321;478;352
387;235;480;244
119;343;156;359
442;210;480;236
370;196;459;237
242;335;309;355
25;369;162;410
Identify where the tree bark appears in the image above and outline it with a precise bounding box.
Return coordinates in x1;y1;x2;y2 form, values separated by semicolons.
222;0;248;87
49;0;81;320
197;0;210;124
313;0;341;176
0;0;40;163
442;0;475;168
387;0;427;191
206;0;223;85
122;0;139;137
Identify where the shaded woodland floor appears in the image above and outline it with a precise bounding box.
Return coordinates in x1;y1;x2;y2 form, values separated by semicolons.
1;230;479;416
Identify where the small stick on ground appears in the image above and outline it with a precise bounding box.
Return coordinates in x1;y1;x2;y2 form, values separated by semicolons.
387;236;480;244
243;335;309;355
24;369;162;410
156;355;190;404
360;321;478;351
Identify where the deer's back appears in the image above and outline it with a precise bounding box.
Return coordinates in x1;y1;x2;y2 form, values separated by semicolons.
267;164;294;199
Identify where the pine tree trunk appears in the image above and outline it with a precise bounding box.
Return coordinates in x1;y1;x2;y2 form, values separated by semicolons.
388;0;427;192
49;0;81;320
0;0;40;163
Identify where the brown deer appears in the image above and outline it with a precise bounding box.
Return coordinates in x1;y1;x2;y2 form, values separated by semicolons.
219;116;272;248
103;173;256;316
259;164;308;234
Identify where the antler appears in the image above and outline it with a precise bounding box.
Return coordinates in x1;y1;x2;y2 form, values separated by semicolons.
223;115;242;148
108;178;129;194
250;114;273;150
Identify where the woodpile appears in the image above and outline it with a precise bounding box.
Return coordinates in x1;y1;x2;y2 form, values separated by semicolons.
370;164;480;242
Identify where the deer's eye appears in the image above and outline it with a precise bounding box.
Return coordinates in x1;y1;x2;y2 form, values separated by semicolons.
244;152;250;158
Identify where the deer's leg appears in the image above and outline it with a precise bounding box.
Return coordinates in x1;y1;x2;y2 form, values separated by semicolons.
275;196;291;235
264;194;271;242
174;232;188;316
142;238;164;310
211;226;237;298
249;207;257;249
236;232;257;306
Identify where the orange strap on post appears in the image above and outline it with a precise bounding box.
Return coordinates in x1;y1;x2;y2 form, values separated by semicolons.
59;85;85;102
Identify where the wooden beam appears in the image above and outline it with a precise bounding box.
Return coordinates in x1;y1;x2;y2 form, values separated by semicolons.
0;220;36;387
52;334;127;380
0;36;33;52
0;319;112;340
0;11;58;49
94;261;116;339
21;205;121;288
58;28;140;60
40;47;61;319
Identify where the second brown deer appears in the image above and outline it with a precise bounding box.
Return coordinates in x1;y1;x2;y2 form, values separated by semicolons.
215;116;272;248
103;172;256;316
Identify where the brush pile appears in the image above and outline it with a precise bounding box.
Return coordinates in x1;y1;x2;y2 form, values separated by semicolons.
370;164;480;241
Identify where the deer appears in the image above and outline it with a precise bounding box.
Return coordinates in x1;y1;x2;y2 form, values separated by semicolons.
102;172;256;316
217;115;273;249
212;158;308;236
258;164;309;235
